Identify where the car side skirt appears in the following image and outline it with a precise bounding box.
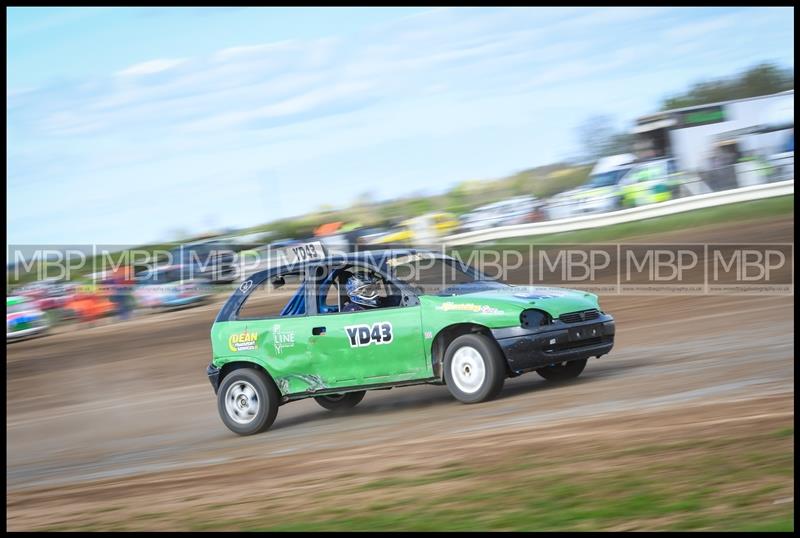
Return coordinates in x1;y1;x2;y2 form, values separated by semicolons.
281;377;442;403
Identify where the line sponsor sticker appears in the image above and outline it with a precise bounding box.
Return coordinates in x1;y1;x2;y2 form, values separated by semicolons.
272;324;296;355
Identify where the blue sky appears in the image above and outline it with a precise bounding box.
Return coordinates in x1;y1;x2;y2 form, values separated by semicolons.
7;7;795;245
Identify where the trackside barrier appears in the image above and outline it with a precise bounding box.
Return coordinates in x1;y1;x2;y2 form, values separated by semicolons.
442;179;794;246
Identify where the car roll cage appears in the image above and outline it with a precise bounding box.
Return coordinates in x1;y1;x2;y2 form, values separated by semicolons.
215;254;437;323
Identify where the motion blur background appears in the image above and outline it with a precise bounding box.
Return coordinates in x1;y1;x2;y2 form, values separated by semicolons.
6;6;795;531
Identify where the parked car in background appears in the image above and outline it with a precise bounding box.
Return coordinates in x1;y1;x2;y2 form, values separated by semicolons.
545;155;690;219
313;222;354;256
459;195;545;232
353;227;391;248
134;265;212;311
617;158;689;208
7;296;50;341
767;130;794;181
15;278;75;313
369;212;460;247
169;241;237;283
62;284;117;323
545;154;636;220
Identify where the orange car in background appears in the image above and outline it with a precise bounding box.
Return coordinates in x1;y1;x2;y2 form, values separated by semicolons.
63;287;116;323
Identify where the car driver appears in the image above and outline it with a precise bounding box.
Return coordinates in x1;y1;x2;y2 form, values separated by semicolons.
341;274;381;312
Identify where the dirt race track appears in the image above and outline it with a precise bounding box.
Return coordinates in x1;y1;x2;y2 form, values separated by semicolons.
6;217;795;531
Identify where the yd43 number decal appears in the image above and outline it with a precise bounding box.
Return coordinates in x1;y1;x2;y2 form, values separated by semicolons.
345;322;393;348
282;241;325;263
291;243;317;261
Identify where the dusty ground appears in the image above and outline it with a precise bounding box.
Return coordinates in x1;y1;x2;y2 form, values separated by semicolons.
6;217;795;531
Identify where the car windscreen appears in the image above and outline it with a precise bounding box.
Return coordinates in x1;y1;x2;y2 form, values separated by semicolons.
388;256;508;296
587;169;629;188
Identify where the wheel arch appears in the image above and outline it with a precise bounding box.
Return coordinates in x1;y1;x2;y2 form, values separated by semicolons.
217;359;280;395
430;323;507;380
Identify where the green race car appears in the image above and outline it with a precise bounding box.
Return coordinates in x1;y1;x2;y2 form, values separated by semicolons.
207;245;615;435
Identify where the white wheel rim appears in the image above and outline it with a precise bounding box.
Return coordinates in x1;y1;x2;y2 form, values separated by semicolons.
224;380;260;425
451;346;486;394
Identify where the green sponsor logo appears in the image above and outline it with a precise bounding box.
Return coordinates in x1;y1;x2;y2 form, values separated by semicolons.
680;106;725;126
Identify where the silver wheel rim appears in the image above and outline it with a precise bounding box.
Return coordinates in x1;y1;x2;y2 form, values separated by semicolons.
451;346;486;394
224;380;260;425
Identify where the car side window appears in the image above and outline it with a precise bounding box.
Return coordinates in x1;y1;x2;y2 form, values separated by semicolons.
237;271;306;319
618;170;635;186
317;265;402;314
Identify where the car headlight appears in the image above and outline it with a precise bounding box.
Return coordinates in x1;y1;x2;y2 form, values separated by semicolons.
520;309;552;329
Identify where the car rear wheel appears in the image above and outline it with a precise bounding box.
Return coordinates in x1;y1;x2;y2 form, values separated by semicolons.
217;368;279;435
444;334;505;404
536;358;587;381
314;391;366;411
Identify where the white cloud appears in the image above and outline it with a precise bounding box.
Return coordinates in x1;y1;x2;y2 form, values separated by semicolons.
180;80;375;132
213;40;297;62
116;58;187;77
663;12;741;41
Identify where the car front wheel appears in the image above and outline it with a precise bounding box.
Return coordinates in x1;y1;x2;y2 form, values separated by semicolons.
314;391;366;411
443;334;506;404
217;368;279;435
536;359;587;381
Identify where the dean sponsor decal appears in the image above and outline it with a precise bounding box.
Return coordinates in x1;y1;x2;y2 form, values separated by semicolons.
228;329;258;352
272;324;296;355
437;302;504;315
345;322;393;348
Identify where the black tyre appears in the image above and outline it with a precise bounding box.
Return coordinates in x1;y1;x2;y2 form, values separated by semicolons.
314;391;366;411
536;359;587;381
217;368;280;435
443;333;506;404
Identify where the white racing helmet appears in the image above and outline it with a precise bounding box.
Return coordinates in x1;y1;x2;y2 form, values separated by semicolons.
345;274;380;307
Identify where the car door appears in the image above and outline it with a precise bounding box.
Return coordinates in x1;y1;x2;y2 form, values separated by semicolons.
307;265;428;386
623;161;670;206
225;270;317;395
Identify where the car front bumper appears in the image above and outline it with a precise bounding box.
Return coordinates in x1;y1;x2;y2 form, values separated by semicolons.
491;315;615;375
579;197;616;214
207;363;221;394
